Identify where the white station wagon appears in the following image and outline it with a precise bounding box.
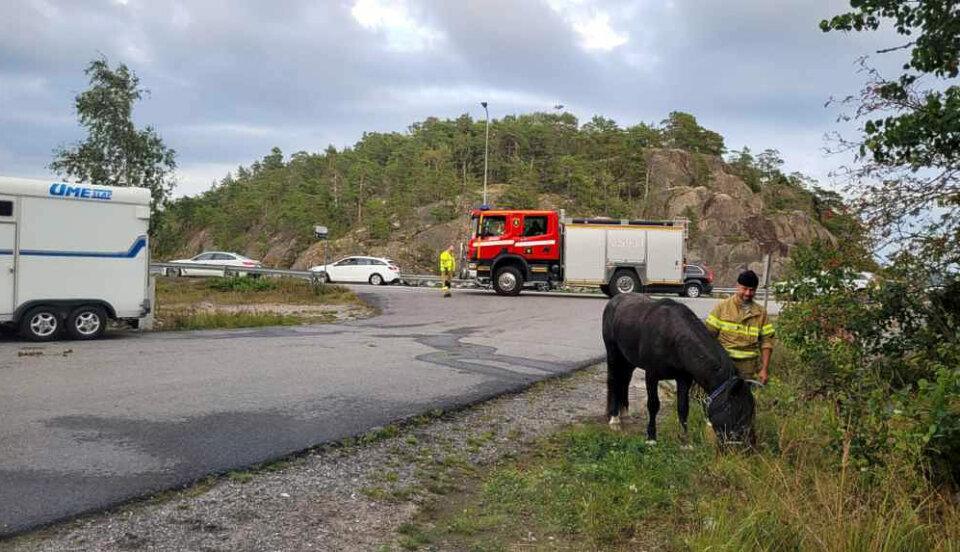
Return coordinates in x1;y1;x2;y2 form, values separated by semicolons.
309;256;401;285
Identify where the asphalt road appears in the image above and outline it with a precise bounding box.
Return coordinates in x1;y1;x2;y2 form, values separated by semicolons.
0;288;775;536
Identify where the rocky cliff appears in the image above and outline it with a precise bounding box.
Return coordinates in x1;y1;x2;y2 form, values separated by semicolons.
242;149;836;286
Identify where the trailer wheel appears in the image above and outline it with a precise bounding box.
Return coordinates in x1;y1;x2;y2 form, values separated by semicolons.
20;306;61;342
684;282;702;298
66;306;108;340
611;270;640;295
493;266;523;296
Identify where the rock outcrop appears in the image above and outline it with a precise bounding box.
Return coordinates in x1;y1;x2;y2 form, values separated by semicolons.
171;149;838;287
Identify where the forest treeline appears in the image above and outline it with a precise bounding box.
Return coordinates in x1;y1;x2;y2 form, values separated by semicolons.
155;111;848;258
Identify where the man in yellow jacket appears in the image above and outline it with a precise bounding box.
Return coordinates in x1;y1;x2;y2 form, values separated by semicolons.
439;245;456;298
705;270;774;383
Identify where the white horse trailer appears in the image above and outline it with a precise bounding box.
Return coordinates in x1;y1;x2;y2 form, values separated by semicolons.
0;177;152;341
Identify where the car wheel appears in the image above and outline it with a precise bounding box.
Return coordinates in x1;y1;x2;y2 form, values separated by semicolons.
20;306;61;342
67;306;108;340
369;273;384;286
610;270;639;295
493;266;523;296
684;282;702;298
316;271;330;284
169;267;182;277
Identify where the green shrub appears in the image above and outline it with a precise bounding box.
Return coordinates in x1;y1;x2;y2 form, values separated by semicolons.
207;276;277;292
777;241;960;484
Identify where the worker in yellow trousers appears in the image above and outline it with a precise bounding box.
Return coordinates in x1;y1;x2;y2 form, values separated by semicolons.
439;245;456;298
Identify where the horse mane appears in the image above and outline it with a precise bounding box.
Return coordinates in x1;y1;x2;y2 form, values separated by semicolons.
655;298;737;390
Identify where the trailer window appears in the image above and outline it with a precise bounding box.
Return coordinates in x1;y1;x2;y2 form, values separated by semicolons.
523;216;547;237
479;216;505;237
0;200;12;217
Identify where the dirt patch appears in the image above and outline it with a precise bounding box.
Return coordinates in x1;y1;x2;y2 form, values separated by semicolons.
4;365;645;551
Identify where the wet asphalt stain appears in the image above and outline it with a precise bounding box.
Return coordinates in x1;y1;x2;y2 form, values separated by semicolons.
378;327;573;383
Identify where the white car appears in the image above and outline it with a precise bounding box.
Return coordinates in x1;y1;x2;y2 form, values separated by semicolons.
168;251;262;277
775;270;876;299
310;256;401;285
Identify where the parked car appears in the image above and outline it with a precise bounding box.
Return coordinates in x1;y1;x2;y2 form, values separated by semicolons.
167;251;262;277
638;262;715;298
774;270;876;299
309;256;401;285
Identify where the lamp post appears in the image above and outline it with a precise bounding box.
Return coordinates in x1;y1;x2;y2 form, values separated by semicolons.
481;101;490;207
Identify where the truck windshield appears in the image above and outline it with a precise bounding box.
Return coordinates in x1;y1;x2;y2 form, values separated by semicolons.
477;216;506;238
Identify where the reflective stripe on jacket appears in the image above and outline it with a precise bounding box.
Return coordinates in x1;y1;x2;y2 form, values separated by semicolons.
439;250;456;273
705;295;775;359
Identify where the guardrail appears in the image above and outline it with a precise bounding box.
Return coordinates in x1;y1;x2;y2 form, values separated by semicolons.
148;263;772;297
148;262;474;287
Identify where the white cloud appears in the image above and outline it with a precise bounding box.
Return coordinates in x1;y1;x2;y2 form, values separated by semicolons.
546;0;629;52
173;162;240;197
572;12;628;51
350;0;444;53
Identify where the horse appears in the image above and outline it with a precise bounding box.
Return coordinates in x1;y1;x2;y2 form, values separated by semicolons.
602;293;755;445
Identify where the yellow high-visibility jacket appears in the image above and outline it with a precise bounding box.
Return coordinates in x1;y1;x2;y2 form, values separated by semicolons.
439;250;456;273
705;295;775;360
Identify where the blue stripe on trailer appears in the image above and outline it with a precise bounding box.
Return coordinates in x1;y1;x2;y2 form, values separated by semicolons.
0;235;146;258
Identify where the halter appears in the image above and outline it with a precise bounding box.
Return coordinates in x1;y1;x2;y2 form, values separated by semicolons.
706;376;739;408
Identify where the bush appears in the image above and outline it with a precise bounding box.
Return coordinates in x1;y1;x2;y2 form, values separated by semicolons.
207;276;277;292
777;241;960;484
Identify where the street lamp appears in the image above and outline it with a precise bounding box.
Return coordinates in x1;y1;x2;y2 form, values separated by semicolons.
481;101;490;207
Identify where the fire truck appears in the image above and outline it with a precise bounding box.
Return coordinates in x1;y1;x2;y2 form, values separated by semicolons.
467;208;710;297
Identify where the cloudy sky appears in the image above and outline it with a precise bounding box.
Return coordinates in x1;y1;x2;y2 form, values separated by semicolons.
1;0;902;197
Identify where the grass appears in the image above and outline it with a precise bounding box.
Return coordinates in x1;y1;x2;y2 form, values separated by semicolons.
158;276;358;306
155;276;363;330
401;346;960;551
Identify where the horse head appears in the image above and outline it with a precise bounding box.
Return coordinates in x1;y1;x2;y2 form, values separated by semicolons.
706;377;755;445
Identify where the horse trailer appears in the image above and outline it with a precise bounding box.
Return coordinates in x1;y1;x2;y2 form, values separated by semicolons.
0;177;152;341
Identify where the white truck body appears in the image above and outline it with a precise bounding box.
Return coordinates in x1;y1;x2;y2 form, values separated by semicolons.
562;218;685;286
0;177;151;332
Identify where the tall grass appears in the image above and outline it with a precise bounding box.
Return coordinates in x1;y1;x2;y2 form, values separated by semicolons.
418;347;960;551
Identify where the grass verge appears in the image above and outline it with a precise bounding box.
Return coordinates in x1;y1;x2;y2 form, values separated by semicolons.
403;346;960;551
155;276;364;330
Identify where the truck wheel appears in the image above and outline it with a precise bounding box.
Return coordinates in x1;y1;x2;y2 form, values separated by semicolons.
20;306;61;342
684;282;702;298
611;270;639;295
599;284;612;297
66;306;108;340
493;266;523;296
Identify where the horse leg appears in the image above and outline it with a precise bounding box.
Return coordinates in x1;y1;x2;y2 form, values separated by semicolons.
676;376;692;448
645;376;660;444
605;342;633;429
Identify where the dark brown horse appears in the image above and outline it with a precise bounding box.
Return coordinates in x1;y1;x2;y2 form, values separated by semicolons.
602;293;755;444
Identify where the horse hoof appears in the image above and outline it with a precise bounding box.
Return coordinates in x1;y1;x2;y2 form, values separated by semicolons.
680;444;694;450
645;439;657;446
608;416;622;430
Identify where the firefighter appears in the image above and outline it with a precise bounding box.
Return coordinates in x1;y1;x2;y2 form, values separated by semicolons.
705;269;774;383
439;245;456;298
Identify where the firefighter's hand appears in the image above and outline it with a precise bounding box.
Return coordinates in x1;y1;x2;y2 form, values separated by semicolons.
758;368;769;385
